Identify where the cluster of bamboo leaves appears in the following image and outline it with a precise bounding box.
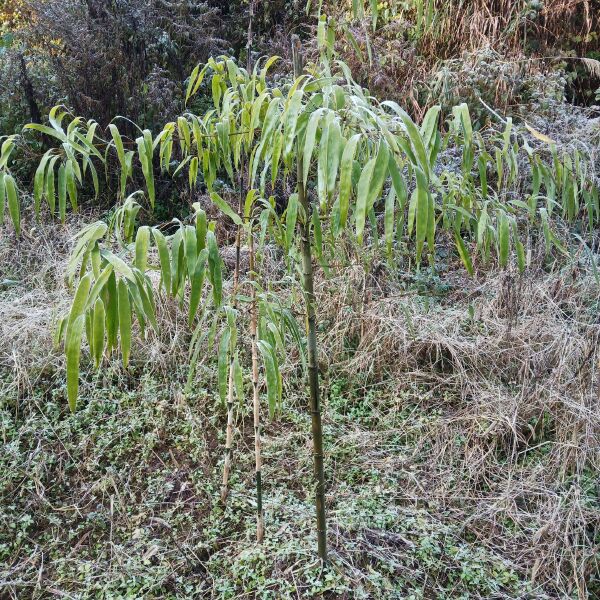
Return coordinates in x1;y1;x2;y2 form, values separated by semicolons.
0;52;598;409
52;190;302;414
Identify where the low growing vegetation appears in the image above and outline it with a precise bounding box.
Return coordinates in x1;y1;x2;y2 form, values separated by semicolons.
1;1;599;598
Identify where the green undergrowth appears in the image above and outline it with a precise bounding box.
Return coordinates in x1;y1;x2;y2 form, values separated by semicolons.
1;364;564;599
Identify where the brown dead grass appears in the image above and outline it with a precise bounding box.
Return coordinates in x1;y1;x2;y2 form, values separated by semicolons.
316;244;600;597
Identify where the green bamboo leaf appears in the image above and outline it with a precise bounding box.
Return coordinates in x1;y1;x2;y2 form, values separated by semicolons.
0;172;5;225
338;133;360;228
270;130;283;187
539;208;552;255
170;228;184;296
24;123;66;142
136;132;155;209
427;191;435;255
68;273;93;329
58;164;67;222
454;103;472;146
188;249;208;326
317;116;330;209
185;64;207;104
512;220;526;273
243;189;257;221
90;243;101;278
207;230;222;307
45;157;59;215
53;315;67;349
477;208;488;248
104;272;119;353
135;225;150;273
454;233;474;276
128;282;146;339
85;264;115;310
186;65;198;104
183;225;198;279
382;101;429;179
65;160;77;211
117;279;132;368
498;211;510;268
152;229;172;293
367;141;389;210
312;206;324;263
0;136;15;170
420;105;441;151
388;154;408;212
67;222;108;282
218;329;231;408
109;124;128;197
355;157;376;244
194;205;207;251
285;193;299;250
33;152;51;217
102;251;136;283
132;271;158;332
478;154;488;198
260;97;283;149
250;91;269;138
415;167;429;264
66;314;85;412
189;156;199;188
177;116;192;154
326;120;342;202
210;192;242;226
384;187;395;257
259;56;280;88
233;354;244;403
5;175;20;235
212;73;223;110
283;89;304;162
407;189;417;237
92;297;105;368
257;340;278;418
281;308;307;374
302;108;324;186
495;148;503;190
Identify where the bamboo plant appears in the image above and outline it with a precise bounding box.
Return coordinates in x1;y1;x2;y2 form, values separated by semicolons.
1;22;599;562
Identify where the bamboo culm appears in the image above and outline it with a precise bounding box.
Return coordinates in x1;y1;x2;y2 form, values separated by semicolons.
249;227;265;541
220;160;244;504
292;34;327;562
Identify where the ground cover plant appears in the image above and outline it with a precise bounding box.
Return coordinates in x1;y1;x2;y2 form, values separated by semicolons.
0;1;599;598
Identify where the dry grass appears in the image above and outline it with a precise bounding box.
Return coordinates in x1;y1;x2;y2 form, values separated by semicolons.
0;218;76;404
324;0;600;116
316;245;600;597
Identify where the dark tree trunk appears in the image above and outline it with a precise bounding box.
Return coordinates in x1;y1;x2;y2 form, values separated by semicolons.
18;54;42;124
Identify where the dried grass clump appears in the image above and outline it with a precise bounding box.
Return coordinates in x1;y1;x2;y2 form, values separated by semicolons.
326;0;600;116
317;252;599;597
0;218;76;403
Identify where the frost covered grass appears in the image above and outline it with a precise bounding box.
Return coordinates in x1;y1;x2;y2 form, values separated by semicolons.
1;218;598;599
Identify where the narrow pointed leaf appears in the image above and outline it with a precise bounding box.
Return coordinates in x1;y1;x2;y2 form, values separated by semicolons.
118;279;132;368
66;314;85;412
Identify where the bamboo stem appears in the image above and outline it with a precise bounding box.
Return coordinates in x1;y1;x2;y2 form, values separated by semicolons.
292;34;327;562
249;227;265;542
246;0;264;543
220;161;244;504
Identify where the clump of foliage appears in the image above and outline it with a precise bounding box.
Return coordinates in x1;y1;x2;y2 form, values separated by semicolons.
1;18;599;563
319;0;600;114
1;0;225;129
1;2;599;598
